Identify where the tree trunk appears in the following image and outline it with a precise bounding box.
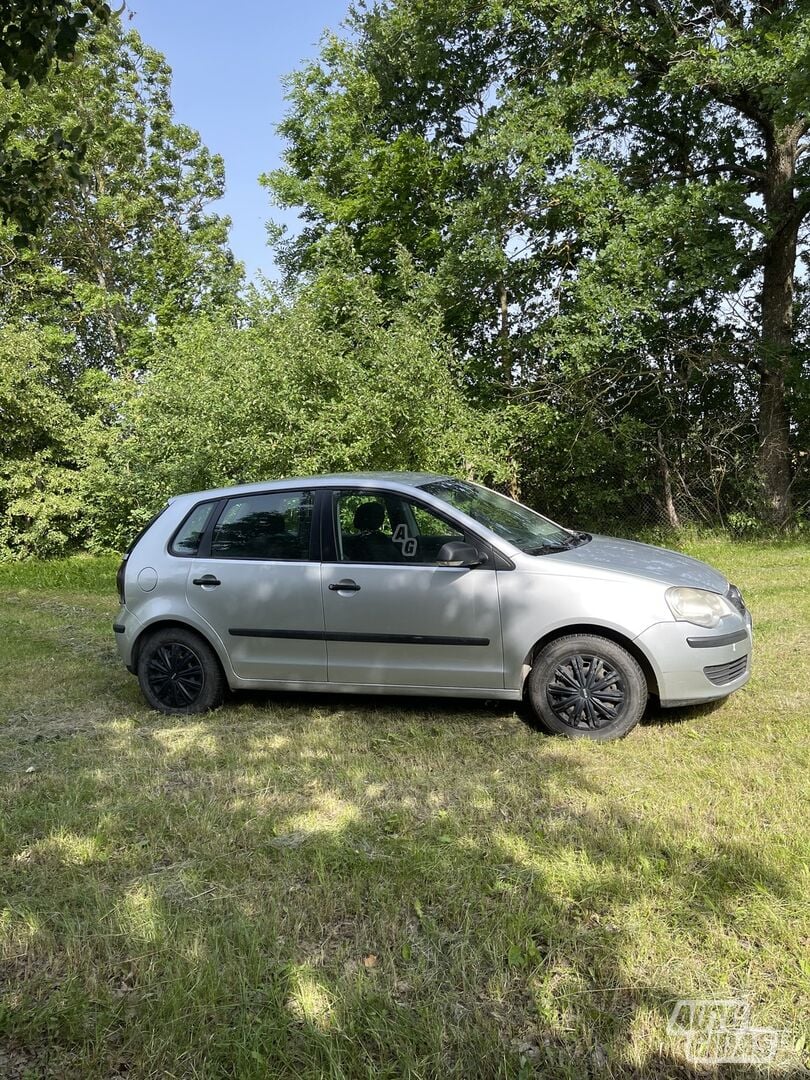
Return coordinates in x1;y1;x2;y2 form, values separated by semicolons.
657;431;681;530
758;126;798;525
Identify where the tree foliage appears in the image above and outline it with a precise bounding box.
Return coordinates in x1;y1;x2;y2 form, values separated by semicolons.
0;0;111;87
0;23;242;372
0;17;247;556
0;0;112;233
0;324;97;556
0;15;514;559
85;259;508;550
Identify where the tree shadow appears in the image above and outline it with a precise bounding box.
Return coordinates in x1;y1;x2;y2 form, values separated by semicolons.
1;694;804;1078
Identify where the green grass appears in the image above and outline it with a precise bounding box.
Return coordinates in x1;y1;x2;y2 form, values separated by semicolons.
0;542;808;1078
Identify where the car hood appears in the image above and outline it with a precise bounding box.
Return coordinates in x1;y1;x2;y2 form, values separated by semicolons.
549;535;729;592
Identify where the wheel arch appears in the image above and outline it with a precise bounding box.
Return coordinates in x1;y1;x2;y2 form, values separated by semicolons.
521;623;660;698
131;618;229;680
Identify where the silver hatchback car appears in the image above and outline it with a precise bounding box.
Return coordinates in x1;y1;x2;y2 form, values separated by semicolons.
114;473;753;740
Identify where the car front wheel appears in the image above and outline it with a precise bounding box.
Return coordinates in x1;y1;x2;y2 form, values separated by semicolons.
528;634;647;741
137;627;225;715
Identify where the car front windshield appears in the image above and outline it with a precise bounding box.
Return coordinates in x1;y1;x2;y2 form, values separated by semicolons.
419;479;572;553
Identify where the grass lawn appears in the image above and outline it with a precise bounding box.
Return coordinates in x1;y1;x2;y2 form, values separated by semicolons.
0;539;808;1078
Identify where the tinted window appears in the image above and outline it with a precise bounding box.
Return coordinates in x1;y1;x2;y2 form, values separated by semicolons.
211;490;314;560
170;502;215;556
335;490;466;564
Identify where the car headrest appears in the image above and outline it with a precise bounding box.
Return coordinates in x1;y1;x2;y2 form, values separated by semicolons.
353;501;385;532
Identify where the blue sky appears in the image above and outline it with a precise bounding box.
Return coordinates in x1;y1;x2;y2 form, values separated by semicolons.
128;1;347;282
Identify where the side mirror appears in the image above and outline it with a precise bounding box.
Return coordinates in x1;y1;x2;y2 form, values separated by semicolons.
436;540;482;568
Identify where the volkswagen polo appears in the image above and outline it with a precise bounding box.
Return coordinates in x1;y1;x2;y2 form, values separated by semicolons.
113;473;753;740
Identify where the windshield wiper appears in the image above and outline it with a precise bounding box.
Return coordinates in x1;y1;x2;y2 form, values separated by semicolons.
566;531;592;547
527;532;592;556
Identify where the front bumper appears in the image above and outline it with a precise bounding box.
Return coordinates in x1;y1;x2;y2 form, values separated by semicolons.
635;611;753;707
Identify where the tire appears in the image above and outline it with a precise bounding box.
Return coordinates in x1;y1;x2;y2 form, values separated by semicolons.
528;634;647;741
137;627;225;715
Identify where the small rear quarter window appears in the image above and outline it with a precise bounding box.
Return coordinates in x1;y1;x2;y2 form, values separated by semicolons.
170;502;215;556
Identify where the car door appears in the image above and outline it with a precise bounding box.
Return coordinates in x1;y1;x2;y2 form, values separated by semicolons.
185;488;327;683
321;488;504;689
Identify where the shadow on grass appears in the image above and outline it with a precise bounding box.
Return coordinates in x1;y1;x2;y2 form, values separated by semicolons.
1;687;803;1079
641;695;729;729
232;683;730;739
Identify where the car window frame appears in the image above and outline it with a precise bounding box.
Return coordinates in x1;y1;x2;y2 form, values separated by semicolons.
322;486;512;569
168;488;321;563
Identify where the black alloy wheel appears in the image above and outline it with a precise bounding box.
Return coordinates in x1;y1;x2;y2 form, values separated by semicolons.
146;641;205;709
137;627;225;715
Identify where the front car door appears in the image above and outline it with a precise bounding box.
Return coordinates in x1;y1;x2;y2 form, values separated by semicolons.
184;487;326;683
321;487;504;689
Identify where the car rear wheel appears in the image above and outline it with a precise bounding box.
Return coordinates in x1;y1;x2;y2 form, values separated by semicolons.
137;627;225;715
528;634;647;741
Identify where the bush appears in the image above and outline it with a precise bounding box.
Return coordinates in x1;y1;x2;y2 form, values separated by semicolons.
85;274;505;549
0;326;91;558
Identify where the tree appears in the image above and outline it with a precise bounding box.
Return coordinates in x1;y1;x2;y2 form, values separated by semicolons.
266;0;810;524
0;0;111;233
0;22;242;372
518;0;809;523
0;20;244;557
0;0;110;86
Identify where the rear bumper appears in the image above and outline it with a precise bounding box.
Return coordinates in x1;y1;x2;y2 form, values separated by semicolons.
636;613;753;707
113;605;141;671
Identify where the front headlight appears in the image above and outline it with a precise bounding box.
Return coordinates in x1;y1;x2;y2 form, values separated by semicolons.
665;587;734;628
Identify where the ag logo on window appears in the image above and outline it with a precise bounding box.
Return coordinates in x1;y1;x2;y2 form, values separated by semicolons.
392;523;417;558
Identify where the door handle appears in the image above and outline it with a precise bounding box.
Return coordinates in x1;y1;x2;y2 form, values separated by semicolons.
328;579;361;592
192;574;221;587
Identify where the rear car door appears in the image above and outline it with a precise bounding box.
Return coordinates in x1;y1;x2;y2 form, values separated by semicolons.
184;488;326;683
321;488;504;689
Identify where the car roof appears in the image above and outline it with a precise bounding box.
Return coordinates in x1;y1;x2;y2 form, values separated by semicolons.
174;471;449;502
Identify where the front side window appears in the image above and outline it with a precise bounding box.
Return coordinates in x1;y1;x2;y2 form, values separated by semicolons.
420;479;573;553
334;490;467;564
211;490;314;560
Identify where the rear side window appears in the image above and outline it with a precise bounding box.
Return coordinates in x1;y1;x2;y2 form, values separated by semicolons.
211;490;314;560
170;502;215;556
